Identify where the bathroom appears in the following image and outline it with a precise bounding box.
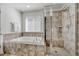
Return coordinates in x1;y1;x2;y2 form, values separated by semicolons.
0;3;79;56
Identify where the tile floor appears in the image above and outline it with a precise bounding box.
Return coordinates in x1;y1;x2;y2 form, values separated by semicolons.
46;47;70;56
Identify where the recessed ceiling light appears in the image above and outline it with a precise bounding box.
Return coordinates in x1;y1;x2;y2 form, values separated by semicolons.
26;5;30;8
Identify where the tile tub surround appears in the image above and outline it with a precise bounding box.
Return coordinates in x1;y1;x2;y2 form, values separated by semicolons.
3;32;44;46
2;32;45;56
22;32;44;37
11;37;45;45
3;32;46;56
3;32;44;42
3;32;22;42
3;42;46;56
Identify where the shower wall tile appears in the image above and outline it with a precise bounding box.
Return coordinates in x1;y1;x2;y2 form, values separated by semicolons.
52;12;63;47
62;4;76;56
45;11;64;48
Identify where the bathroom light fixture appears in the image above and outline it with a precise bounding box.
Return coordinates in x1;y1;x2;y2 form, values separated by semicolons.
26;5;30;8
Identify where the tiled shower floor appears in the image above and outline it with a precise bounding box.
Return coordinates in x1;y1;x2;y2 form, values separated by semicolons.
46;47;70;56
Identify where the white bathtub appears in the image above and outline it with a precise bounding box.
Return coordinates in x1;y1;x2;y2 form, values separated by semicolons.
10;37;45;45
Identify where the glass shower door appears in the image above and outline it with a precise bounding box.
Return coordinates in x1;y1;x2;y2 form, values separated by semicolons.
44;7;53;55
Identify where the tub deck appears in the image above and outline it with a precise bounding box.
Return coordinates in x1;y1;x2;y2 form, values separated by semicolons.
3;37;46;56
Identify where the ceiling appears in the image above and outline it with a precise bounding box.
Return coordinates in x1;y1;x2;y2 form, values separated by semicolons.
0;3;64;12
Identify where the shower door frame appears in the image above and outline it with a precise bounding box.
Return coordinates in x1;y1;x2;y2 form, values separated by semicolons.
0;10;3;55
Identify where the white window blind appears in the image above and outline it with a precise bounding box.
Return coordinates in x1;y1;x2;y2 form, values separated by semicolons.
25;16;42;32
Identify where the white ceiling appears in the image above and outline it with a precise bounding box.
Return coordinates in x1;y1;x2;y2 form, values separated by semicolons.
0;3;64;12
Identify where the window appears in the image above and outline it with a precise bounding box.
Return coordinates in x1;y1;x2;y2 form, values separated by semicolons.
25;16;42;32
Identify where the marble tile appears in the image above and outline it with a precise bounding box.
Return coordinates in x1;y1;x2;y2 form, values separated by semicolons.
3;42;45;56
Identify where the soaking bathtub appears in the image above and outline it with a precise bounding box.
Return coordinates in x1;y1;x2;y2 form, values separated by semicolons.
4;37;46;56
10;37;45;45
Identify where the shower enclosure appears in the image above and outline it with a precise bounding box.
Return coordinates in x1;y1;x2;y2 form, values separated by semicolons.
44;4;76;56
